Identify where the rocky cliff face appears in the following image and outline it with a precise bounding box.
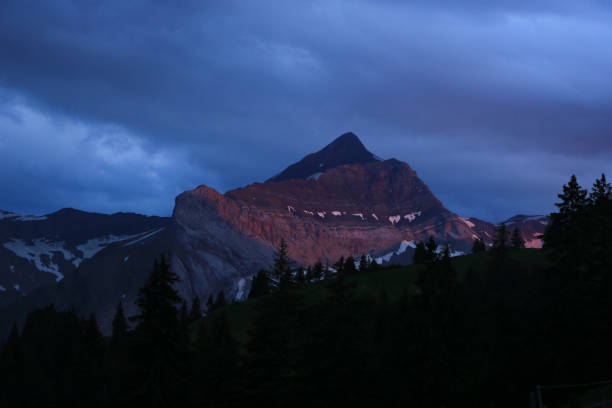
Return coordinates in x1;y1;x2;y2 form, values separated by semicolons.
171;188;275;302
172;132;538;269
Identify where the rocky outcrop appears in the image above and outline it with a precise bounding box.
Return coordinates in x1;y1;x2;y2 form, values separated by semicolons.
171;187;275;301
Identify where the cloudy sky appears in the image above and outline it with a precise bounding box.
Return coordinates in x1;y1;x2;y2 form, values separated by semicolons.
1;0;611;221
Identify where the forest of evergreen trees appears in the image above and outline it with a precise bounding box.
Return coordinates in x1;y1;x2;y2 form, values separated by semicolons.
0;173;611;407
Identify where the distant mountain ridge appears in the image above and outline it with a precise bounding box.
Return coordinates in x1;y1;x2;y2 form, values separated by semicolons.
0;208;169;306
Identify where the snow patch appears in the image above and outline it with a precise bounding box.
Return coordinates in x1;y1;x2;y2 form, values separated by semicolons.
319;163;324;167
459;217;476;228
0;286;5;292
123;228;165;247
450;250;465;257
388;215;401;225
303;210;314;216
16;215;48;222
0;212;19;220
331;211;342;216
287;205;295;214
123;256;130;262
14;284;20;291
404;211;422;222
317;212;326;218
9;265;15;273
373;240;415;265
307;172;323;181
236;278;246;300
371;213;379;221
352;213;364;220
3;238;73;281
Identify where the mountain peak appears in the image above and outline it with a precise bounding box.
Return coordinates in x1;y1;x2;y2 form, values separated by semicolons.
267;132;381;182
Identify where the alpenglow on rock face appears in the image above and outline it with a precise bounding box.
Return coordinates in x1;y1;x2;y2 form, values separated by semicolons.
173;132;542;269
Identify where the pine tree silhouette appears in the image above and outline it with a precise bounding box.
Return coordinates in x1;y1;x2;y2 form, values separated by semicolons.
510;227;525;248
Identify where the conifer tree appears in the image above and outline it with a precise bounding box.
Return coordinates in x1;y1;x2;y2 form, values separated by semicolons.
295;268;306;284
249;270;271;299
493;223;507;251
273;239;291;283
179;299;189;326
344;256;357;275
334;256;345;277
0;322;22;405
471;238;486;253
214;290;227;310
510;227;525;248
591;173;612;205
358;254;369;272
543;175;588;258
324;261;333;279
305;266;314;282
313;261;324;281
413;241;428;264
130;256;188;407
111;301;128;342
425;236;438;262
206;294;215;314
189;295;202;322
557;174;589;215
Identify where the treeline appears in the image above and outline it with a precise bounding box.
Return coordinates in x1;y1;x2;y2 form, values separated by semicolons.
0;173;611;407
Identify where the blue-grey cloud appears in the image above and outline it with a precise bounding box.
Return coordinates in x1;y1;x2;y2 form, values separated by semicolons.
0;0;611;220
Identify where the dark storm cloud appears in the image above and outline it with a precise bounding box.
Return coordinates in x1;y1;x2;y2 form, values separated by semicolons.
0;0;611;220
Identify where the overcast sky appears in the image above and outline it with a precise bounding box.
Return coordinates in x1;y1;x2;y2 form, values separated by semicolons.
1;0;611;221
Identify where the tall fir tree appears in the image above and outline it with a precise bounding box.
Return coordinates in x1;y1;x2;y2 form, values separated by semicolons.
214;290;227;310
510;227;525;249
129;256;189;407
313;261;324;281
543;175;589;262
413;242;428;264
344;256;357;275
493;223;507;251
425;236;438;262
111;301;128;342
206;294;215;314
273;238;291;283
358;254;369;272
179;299;189;326
472;238;486;253
249;270;271;298
189;295;202;322
591;173;612;205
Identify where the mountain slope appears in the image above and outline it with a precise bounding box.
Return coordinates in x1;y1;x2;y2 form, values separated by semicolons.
0;208;169;306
